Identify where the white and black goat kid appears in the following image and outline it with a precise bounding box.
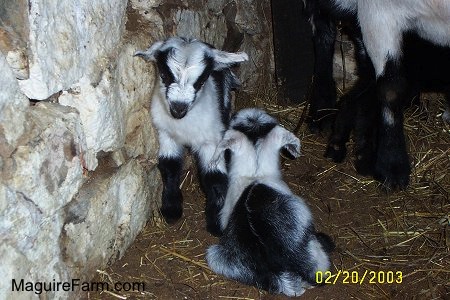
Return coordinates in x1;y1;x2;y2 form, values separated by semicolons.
304;0;450;189
135;37;248;235
206;109;334;296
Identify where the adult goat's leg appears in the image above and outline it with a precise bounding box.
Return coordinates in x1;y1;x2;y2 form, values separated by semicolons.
374;59;410;189
307;9;337;133
325;26;375;162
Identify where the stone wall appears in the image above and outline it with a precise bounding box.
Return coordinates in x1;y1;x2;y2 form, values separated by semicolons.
128;0;274;92
0;0;273;299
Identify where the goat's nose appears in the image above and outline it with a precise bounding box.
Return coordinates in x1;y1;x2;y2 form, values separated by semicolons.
169;102;189;119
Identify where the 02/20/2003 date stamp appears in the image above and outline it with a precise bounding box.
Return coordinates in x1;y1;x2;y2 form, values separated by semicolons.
316;270;403;285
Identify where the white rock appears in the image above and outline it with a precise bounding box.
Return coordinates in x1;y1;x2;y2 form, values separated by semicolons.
0;183;70;300
59;40;156;170
62;160;160;275
18;0;128;100
59;74;124;170
0;53;28;149
6;49;29;80
6;102;86;215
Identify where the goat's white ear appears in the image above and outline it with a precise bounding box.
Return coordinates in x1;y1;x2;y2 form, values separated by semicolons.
217;130;246;153
278;127;301;159
134;41;164;61
209;130;245;167
211;49;249;70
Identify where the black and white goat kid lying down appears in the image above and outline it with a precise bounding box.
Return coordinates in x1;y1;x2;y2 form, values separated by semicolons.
206;109;334;296
304;0;450;189
134;37;248;235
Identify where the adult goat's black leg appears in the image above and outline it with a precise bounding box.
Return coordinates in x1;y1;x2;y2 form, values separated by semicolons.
307;11;337;133
353;84;378;176
325;27;376;163
374;58;410;190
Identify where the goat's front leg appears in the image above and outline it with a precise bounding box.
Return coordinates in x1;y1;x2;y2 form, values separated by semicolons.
307;11;337;133
325;28;376;163
351;84;378;176
357;9;410;189
374;59;410;189
157;131;185;223
195;143;228;236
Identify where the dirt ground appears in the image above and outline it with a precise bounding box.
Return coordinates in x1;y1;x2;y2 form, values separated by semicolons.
88;93;449;300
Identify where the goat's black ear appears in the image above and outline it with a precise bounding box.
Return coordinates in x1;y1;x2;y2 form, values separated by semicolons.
134;41;164;61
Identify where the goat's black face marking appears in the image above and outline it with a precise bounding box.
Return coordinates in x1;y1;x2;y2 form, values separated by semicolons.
193;55;214;92
155;49;176;87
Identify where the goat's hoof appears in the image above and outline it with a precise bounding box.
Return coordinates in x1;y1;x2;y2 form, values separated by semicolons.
374;163;410;191
307;115;335;134
324;143;347;163
160;204;183;224
307;121;322;134
354;154;375;176
205;202;224;237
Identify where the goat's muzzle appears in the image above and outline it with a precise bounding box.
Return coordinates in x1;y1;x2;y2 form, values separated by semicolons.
169;102;189;119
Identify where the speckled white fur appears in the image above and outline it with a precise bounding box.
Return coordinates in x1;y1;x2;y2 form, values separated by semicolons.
136;37;248;171
331;0;450;75
207;111;332;295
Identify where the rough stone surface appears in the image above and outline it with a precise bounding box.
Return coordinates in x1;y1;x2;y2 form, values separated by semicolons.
59;37;157;170
18;0;128;100
0;54;28;152
62;160;160;280
128;0;274;93
0;0;160;298
0;102;86;299
0;0;29;80
0;0;272;298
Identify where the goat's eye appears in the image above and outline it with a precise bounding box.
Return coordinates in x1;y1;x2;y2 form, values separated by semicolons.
193;79;206;91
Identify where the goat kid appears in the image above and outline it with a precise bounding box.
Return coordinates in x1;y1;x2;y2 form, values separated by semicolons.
135;37;248;235
206;109;334;296
304;0;450;189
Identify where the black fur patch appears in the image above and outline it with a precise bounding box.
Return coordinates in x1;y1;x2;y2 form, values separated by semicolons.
154;49;176;87
158;156;184;223
218;183;332;290
231;113;278;144
197;169;228;236
193;55;214;92
211;69;233;128
374;57;410;190
315;232;335;253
